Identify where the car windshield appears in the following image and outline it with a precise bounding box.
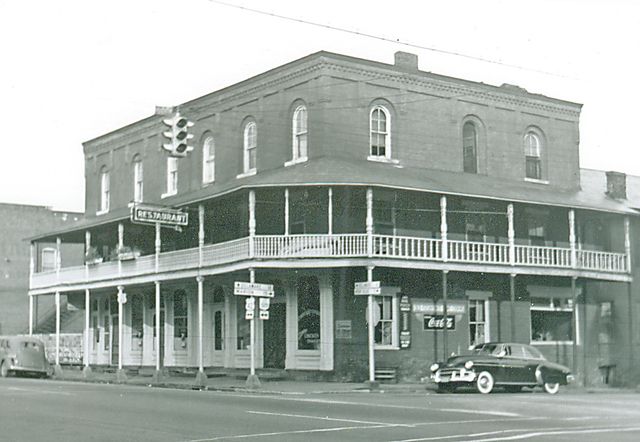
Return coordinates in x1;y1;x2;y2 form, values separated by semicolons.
473;344;503;356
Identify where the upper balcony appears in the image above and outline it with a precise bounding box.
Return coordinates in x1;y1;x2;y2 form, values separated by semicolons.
30;231;630;293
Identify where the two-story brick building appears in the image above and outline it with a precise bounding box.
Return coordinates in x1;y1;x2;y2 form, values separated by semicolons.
27;51;640;386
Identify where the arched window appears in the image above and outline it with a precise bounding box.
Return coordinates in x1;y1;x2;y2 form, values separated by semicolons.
462;122;478;173
524;131;542;180
99;166;110;213
202;136;215;184
243;121;257;174
133;155;143;203
292;105;308;162
370;106;390;159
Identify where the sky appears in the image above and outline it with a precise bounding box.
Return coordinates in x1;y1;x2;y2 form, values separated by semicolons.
1;0;638;212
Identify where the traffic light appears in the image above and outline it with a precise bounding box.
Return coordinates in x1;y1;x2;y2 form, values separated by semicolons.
162;112;194;157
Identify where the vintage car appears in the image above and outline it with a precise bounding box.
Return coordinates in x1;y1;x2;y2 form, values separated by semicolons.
430;342;573;394
0;336;50;378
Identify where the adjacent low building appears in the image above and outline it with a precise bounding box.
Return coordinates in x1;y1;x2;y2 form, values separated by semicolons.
27;51;640;386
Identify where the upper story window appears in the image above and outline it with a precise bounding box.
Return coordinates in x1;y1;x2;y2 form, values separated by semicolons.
202;136;215;184
524;131;543;180
291;105;308;164
463;122;478;173
164;157;178;197
133;155;143;203
369;105;390;160
242;121;257;175
99;166;110;213
41;247;56;272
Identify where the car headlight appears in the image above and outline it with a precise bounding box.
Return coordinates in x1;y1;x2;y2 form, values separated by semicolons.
464;361;474;369
430;363;440;372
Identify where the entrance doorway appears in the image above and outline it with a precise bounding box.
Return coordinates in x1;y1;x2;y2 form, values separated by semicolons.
263;303;286;369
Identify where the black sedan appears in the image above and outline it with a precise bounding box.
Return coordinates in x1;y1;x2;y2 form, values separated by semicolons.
430;342;574;394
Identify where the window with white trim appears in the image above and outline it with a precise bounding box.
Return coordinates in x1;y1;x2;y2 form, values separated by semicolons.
173;290;188;350
166;157;178;196
524;131;542;180
292;105;308;162
133;156;143;203
99;167;110;213
374;294;398;348
202;136;215;184
369;105;390;159
469;299;488;348
530;296;574;343
41;247;57;272
243;121;257;174
463;121;478;173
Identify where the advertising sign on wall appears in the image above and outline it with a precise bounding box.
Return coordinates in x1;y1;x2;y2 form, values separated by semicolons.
423;315;456;330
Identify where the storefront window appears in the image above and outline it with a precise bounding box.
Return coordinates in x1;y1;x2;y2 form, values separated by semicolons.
469;299;487;348
173;290;188;350
374;295;396;347
214;310;224;351
530;296;573;343
297;277;320;350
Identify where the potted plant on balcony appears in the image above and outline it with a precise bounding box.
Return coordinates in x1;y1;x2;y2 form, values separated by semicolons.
85;247;103;265
115;245;141;261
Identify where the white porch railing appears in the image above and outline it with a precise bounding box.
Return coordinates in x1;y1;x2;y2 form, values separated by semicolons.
30;234;630;290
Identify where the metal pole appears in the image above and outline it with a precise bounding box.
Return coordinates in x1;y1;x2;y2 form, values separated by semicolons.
117;286;124;371
440;196;448;262
55;291;60;366
249;269;256;377
367;266;375;383
442;270;448;359
328;187;333;235
197;276;204;374
571;277;577;375
155;281;161;373
85;289;90;369
510;274;516;341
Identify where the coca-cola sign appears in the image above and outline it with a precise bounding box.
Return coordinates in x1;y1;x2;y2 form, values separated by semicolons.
423;315;455;330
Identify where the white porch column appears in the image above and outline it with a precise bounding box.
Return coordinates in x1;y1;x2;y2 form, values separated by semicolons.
440;196;448;262
55;237;61;280
249;190;256;258
54;291;62;376
507;204;515;266
154;281;161;377
29;242;35;288
625;217;631;272
83;289;92;377
284;188;290;236
84;231;91;279
155;223;161;273
116;286;127;382
197;276;205;374
328;187;333;235
366;188;373;257
367;266;375;384
118;222;124;275
28;295;34;336
569;209;577;269
198;205;205;267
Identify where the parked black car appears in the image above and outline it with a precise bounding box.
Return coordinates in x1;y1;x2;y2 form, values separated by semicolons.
430;342;574;394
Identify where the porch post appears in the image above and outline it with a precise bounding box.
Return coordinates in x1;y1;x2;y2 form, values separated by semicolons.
29;242;35;289
155;223;161;273
571;277;578;375
28;295;34;335
284;188;290;236
510;274;516;341
54;291;63;377
83;289;92;377
442;270;448;359
118;222;124;275
507;204;515;266
116;285;127;383
55;237;61;280
440;196;448;262
569;209;577;269
367;266;376;384
153;281;162;382
328;187;333;235
366;188;373;257
249;190;256;258
84;231;91;279
625;217;631;272
246;268;261;388
195;275;207;386
198;205;205;267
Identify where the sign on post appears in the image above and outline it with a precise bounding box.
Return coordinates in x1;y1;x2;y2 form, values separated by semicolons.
259;310;269;320
245;297;255;311
234;281;275;297
354;281;381;295
259;297;270;310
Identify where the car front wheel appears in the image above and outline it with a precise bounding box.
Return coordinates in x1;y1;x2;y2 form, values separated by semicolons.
543;382;560;394
0;361;9;378
476;371;494;394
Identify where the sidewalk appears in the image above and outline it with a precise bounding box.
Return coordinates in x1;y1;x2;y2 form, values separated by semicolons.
49;366;637;396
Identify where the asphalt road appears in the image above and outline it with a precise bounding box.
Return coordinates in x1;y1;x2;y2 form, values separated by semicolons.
2;377;640;441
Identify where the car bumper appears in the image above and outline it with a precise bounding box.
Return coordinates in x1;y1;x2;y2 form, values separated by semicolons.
432;368;477;383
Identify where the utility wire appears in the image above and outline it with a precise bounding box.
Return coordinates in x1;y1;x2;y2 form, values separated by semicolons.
207;0;571;79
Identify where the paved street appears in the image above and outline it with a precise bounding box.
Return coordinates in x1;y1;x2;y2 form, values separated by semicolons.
2;377;640;441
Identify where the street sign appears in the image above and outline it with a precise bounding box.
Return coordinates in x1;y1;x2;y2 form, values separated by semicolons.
245;298;255;311
245;310;254;320
259;310;269;320
259;297;270;311
354;281;381;295
234;281;275;297
130;204;189;227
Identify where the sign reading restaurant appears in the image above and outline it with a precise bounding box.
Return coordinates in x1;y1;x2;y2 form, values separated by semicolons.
131;204;189;226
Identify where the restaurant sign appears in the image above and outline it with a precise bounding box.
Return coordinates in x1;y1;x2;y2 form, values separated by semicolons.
131;204;189;226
